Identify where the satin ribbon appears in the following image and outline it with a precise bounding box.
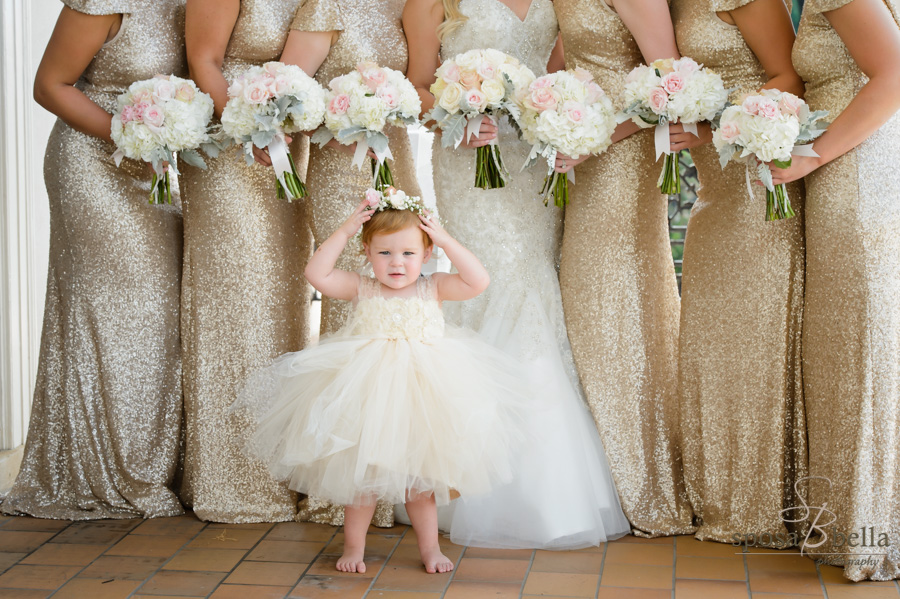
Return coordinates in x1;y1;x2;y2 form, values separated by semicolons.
654;122;699;159
792;143;819;158
268;135;295;199
465;114;498;147
351;137;393;170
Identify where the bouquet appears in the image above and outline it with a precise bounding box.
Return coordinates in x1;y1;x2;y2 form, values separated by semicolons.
221;62;326;200
713;90;828;221
110;75;218;204
311;62;421;191
426;49;536;189
622;57;728;194
518;68;617;207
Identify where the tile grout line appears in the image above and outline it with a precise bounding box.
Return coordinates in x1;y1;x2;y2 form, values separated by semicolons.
517;547;536;599
817;560;831;599
671;537;677;599
285;521;342;598
742;542;752;599
1;518;84;597
362;525;410;599
200;521;283;598
125;517;212;599
594;541;608;599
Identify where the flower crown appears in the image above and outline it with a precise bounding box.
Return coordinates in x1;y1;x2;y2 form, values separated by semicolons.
364;187;428;217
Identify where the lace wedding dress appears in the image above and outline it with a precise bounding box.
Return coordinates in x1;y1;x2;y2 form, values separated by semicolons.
413;0;631;548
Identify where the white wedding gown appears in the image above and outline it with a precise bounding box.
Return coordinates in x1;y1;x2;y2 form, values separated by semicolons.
397;0;631;548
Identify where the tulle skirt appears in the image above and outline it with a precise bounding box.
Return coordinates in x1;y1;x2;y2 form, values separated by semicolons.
233;326;529;507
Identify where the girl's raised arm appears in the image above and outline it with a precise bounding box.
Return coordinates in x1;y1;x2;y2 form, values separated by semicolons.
419;216;490;302
34;8;122;143
304;201;370;300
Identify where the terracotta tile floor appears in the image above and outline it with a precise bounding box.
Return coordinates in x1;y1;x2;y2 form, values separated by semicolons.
0;513;898;598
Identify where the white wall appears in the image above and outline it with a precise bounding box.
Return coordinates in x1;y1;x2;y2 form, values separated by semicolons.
0;0;58;458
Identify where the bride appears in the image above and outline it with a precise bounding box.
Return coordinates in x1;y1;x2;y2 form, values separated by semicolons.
402;0;631;548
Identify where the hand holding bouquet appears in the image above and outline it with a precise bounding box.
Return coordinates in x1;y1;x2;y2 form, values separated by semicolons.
426;49;536;190
713;90;828;221
110;75;218;204
221;62;326;200
622;57;728;194
518;68;617;207
311;62;421;190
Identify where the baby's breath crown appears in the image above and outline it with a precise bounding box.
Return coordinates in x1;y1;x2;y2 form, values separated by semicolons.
364;187;428;217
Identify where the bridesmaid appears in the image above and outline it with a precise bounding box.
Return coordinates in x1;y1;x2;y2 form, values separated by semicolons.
1;0;184;519
671;0;807;543
180;0;312;523
279;0;422;527
771;0;900;580
553;0;696;535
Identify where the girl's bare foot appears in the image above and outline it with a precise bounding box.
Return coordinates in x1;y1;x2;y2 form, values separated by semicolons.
420;544;453;573
336;545;366;573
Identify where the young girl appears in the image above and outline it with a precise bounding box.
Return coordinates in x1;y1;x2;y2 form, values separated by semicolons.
235;187;529;574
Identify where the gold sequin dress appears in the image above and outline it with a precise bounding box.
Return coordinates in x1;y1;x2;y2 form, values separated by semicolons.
1;0;186;520
554;0;695;536
672;0;807;544
291;0;422;335
290;0;420;528
792;0;900;580
179;0;312;523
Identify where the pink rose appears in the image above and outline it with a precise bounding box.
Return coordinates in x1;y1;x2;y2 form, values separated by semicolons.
528;87;559;112
329;93;351;115
778;93;803;117
143;104;165;128
376;85;400;109
563;101;585;123
649;87;669;113
133;101;149;121
742;96;762;116
264;62;281;77
443;64;461;83
358;62;387;90
719;121;740;142
175;83;195;102
459;70;480;89
531;76;553;89
476;62;496;80
572;67;594;83
586;82;605;104
132;89;152;104
120;105;136;124
365;188;381;206
154;78;176;101
661;72;685;94
244;80;271;104
464;88;487;111
674;57;699;74
269;76;290;96
758;98;779;119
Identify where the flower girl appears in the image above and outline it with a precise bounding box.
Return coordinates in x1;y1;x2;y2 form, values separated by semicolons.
235;188;529;574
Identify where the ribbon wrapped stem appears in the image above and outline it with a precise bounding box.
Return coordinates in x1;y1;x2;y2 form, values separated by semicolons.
270;135;307;201
766;184;795;221
149;163;171;205
371;157;394;191
659;152;681;195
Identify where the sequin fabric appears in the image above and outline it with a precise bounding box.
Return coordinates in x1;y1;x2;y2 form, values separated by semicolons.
554;0;695;536
179;0;313;523
791;0;900;580
290;0;420;528
1;0;186;520
671;0;808;545
292;0;421;336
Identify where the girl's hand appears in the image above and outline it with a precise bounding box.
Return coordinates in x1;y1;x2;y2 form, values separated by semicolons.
252;135;293;167
769;154;820;185
554;152;590;173
460;119;498;148
338;200;374;238
418;213;452;248
669;122;712;152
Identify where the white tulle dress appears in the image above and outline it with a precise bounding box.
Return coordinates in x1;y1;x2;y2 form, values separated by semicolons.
234;275;528;507
402;0;632;548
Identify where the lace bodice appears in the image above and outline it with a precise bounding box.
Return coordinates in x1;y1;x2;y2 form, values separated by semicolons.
440;0;558;76
346;276;445;340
